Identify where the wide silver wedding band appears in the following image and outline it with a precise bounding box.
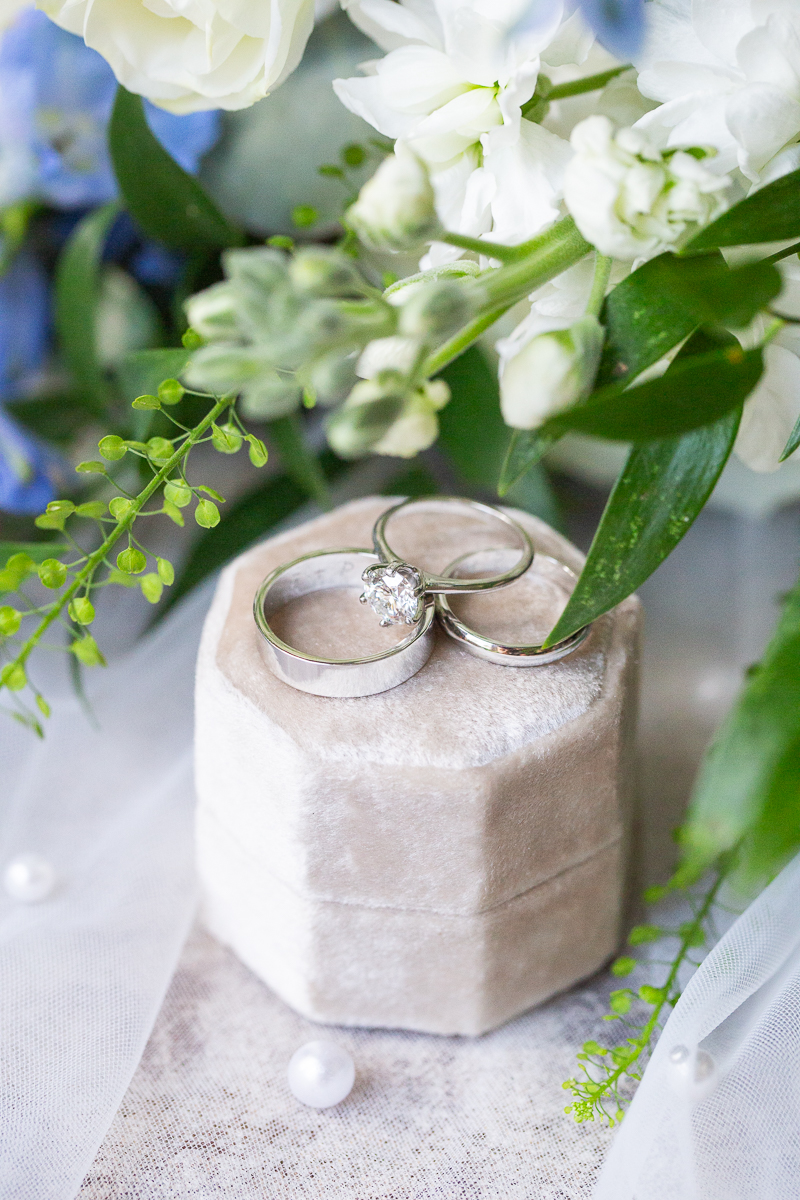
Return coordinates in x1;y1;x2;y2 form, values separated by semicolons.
362;496;534;626
435;548;591;666
253;548;435;698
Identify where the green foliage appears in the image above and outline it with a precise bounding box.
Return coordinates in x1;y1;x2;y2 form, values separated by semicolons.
780;412;800;462
68;597;95;625
99;435;127;461
629;924;662;945
38;559;67;589
679;569;800;884
685;166;800;251
108;87;242;251
54;202;119;414
116;349;191;408
544;404;740;645
269;414;331;508
194;499;220;528
117;548;147;574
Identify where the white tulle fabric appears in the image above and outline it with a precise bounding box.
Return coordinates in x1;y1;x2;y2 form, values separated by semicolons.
0;576;798;1198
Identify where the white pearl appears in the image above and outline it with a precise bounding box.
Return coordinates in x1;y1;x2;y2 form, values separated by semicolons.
668;1043;717;1102
287;1040;355;1109
4;854;57;903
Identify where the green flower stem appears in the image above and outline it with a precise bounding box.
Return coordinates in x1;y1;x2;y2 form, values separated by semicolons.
547;64;632;101
268;414;331;509
440;233;527;263
423;217;592;377
587;252;613;319
4;393;231;684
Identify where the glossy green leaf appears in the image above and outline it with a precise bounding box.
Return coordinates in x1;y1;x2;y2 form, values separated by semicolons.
109;87;242;252
544;345;761;442
679;571;800;883
54;202;119;413
685;167;800;251
498;428;561;498
780;411;800;462
544;406;741;646
437;346;560;525
597;253;778;389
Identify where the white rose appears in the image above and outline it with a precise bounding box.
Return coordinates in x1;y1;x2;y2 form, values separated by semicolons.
346;145;441;252
563;115;731;259
37;0;315;113
499;313;604;430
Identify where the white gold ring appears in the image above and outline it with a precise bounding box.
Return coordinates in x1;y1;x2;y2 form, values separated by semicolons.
435;547;591;666
362;496;534;626
253;548;435;697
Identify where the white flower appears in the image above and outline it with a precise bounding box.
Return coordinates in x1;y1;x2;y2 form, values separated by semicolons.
333;0;592;255
635;0;800;185
37;0;315;113
373;380;449;456
327;371;449;457
563;115;730;258
346;145;440;250
498;312;603;429
734;343;800;472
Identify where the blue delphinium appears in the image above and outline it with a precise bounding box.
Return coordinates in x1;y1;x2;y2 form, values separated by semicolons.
514;0;644;60
0;8;221;210
0;252;57;513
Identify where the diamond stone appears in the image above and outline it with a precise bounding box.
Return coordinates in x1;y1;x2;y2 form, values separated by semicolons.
360;562;423;626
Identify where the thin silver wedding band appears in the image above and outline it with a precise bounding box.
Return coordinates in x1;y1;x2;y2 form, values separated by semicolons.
372;496;534;595
253;548;435;698
435;548;591;666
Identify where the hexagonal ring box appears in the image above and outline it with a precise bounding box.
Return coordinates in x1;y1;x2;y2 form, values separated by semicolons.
195;497;641;1036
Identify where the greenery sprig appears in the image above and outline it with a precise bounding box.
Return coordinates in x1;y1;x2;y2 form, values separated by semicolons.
0;373;267;734
563;863;731;1126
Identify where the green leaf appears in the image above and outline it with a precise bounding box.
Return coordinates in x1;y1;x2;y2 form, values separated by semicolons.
99;434;128;461
196;485;225;502
684;167;800;251
544;406;740;644
195;499;220;528
638;985;666;1006
108;87;242;252
545;344;761;442
437;346;560;526
54;202;119;413
0;605;22;636
680;571;800;882
156;557;175;585
109;497;133;519
38;558;68;589
780;411;800;462
132;394;161;410
147;436;174;462
611;956;637;977
163;499;185;527
498;428;561;497
75;461;107;475
68;597;95;625
139;572;163;603
158;378;185;406
71;635;106;667
269;414;331;509
164;480;191;508
211;422;242;454
609;989;633;1015
246;435;269;467
75;501;107;519
629;924;662;945
117;547;147;574
1;662;26;691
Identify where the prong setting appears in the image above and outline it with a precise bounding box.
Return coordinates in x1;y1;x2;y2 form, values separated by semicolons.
360;561;424;626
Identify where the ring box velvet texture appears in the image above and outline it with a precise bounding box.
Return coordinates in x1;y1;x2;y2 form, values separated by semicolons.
195;496;641;1036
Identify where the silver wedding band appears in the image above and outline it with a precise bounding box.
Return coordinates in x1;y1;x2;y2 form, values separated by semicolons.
253;548;435;698
435;548;591;666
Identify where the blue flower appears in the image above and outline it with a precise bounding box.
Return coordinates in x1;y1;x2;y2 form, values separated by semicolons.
0;8;221;210
578;0;644;60
0;252;57;514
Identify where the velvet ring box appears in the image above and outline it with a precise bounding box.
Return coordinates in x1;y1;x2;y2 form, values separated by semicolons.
194;496;641;1036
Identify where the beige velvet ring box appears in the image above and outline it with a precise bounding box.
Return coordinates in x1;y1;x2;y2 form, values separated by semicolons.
195;496;641;1037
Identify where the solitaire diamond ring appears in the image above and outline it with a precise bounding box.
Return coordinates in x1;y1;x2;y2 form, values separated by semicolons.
362;497;534;627
253;548;435;697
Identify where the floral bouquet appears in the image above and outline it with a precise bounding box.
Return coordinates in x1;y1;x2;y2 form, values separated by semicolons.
1;0;799;1128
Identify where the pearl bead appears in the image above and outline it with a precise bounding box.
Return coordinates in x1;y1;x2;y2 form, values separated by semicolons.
4;854;56;903
668;1043;716;1102
287;1040;355;1109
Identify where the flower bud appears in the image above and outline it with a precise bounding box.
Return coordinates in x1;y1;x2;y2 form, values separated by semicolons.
289;249;365;297
499;314;604;430
184;343;275;393
397;279;474;342
356;336;420;379
327;375;407;458
346;144;441;252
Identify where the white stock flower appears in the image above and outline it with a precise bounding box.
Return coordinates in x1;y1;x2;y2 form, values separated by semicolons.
635;0;800;185
563;115;731;259
346;145;440;250
498;312;603;429
734;343;800;471
37;0;315;113
373;380;449;456
333;0;592;256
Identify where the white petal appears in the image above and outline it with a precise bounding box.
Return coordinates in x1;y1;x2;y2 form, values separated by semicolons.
725;83;800;178
332;73;414;138
734;344;800;472
339;0;442;52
